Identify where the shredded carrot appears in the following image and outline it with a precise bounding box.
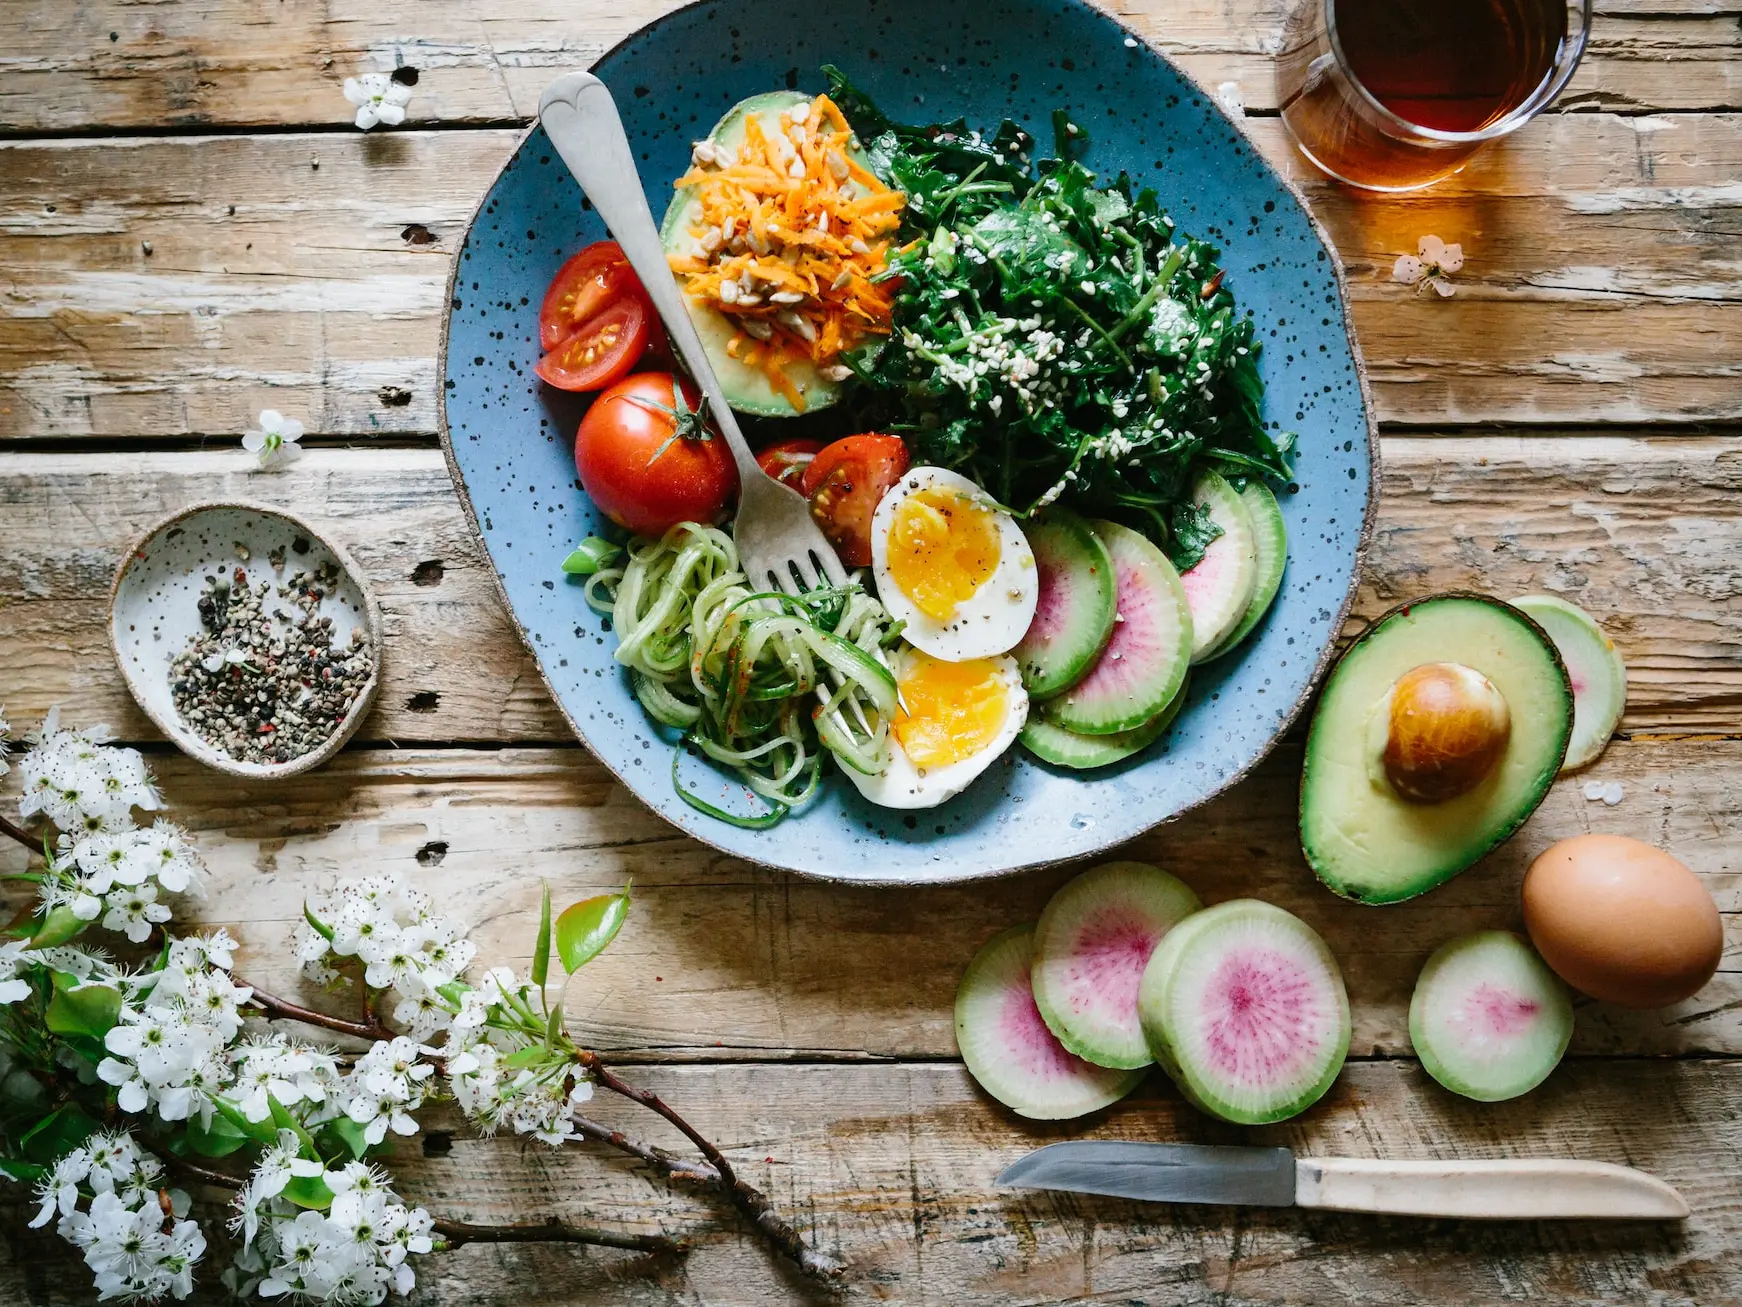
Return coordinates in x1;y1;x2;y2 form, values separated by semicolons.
666;92;905;411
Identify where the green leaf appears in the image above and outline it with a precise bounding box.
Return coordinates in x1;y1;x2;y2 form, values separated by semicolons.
19;1104;99;1164
303;903;335;942
45;978;121;1041
531;882;552;990
322;1117;373;1162
561;536;622;576
0;1157;47;1184
183;1112;250;1159
554;884;632;973
267;1093;319;1158
281;1174;335;1211
28;905;85;949
545;1002;565;1050
211;1095;280;1146
502;1046;545;1071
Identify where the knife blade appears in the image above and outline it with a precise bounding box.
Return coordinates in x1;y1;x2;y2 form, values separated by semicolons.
997;1141;1689;1220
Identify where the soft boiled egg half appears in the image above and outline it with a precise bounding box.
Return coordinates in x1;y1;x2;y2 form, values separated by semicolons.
848;647;1029;809
870;466;1039;662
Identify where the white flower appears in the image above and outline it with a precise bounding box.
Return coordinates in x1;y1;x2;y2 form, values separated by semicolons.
343;72;413;131
231;1131;323;1247
17;716;152;833
30;1147;91;1228
0;939;33;1005
1393;234;1464;298
344;1037;435;1144
243;409;304;469
101;881;172;943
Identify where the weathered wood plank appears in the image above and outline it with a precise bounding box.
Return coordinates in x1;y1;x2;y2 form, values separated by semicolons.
3;1059;1739;1305
0;0;1733;132
3;438;1736;741
1;116;1738;437
1;737;1734;1058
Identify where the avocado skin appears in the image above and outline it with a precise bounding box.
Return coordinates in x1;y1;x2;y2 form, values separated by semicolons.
1298;592;1573;905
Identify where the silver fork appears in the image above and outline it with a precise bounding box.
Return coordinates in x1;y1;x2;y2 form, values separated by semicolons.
538;73;869;735
538;72;850;601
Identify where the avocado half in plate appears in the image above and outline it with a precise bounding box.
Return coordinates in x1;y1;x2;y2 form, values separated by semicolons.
659;90;879;418
1300;593;1573;904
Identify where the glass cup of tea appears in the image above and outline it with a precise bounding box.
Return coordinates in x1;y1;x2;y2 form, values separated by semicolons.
1276;0;1593;191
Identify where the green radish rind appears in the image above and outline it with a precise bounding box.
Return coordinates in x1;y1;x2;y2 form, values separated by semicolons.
954;925;1144;1120
1204;481;1287;661
659;91;868;418
1013;511;1118;700
1409;930;1573;1103
1031;862;1203;1069
1510;594;1627;773
1138;900;1351;1125
1020;678;1187;770
1300;594;1574;905
1180;470;1259;663
1045;520;1193;736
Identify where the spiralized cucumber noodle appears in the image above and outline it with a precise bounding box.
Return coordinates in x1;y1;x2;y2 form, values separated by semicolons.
584;523;900;827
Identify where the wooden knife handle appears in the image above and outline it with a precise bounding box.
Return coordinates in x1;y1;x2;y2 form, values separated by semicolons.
1293;1157;1689;1220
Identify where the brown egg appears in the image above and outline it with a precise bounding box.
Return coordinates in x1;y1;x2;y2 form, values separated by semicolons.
1522;834;1723;1008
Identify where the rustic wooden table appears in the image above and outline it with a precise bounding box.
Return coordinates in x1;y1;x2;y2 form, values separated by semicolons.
1;0;1738;1302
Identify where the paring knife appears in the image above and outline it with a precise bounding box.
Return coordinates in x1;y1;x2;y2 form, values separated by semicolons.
997;1141;1689;1220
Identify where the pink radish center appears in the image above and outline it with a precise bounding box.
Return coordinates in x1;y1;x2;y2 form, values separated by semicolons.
1064;907;1158;1016
1000;972;1100;1081
1072;559;1163;697
1180;541;1230;607
1451;983;1540;1041
1025;555;1072;645
1199;948;1324;1087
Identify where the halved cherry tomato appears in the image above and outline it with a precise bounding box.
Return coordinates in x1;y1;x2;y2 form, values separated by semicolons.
535;295;649;393
755;438;824;490
539;242;637;351
800;434;910;568
575;372;739;536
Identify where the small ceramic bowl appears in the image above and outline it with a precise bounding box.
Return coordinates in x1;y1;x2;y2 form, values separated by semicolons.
110;501;383;779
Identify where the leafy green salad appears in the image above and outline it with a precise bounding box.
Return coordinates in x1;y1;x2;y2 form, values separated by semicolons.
827;67;1293;569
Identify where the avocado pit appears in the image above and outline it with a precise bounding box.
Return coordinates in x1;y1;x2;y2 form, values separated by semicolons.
1377;661;1511;804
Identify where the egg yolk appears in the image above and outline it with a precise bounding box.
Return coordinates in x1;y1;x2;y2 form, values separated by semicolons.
892;652;1011;769
886;487;1001;622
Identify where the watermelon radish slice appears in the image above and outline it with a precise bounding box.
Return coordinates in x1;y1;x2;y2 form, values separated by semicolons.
1021;677;1187;770
954;925;1144;1119
1511;594;1627;772
1138;899;1350;1124
1013;510;1117;699
1179;470;1259;663
1409;930;1573;1102
1045;520;1192;736
1205;481;1287;661
1032;862;1203;1068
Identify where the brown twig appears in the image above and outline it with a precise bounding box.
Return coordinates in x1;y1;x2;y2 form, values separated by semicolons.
578;1053;845;1281
0;813;38;854
238;981;395;1042
432;1217;687;1255
571;1113;719;1182
163;1156;243;1191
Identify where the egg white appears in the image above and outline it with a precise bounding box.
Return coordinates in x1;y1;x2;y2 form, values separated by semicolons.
870;466;1040;662
846;650;1029;810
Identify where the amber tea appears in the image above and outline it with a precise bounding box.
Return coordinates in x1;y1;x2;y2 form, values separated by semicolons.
1277;0;1588;191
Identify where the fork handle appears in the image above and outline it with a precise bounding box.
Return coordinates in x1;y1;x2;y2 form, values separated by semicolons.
538;72;763;485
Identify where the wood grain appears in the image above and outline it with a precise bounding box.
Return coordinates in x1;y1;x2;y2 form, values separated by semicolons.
2;1059;1738;1305
2;115;1738;438
4;439;1737;742
1;736;1733;1059
0;0;1734;132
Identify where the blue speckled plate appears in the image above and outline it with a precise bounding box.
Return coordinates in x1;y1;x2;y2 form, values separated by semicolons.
439;0;1376;884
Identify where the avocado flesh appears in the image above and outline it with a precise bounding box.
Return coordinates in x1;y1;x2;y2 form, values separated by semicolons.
659;90;872;418
1300;595;1572;904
